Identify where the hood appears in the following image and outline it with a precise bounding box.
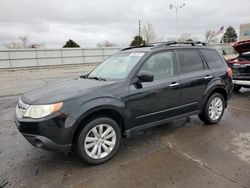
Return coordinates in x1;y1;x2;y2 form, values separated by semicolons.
21;78;114;104
232;40;250;54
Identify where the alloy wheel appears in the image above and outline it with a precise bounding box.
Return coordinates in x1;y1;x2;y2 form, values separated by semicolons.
84;124;116;159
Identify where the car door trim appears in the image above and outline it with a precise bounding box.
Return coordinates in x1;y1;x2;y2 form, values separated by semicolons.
124;110;201;137
135;102;198;119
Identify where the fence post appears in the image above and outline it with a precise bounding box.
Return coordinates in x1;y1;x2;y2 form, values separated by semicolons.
7;51;12;69
60;49;64;64
82;48;86;64
35;49;39;66
102;48;105;61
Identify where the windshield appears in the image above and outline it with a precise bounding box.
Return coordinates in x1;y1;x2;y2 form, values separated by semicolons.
88;52;145;80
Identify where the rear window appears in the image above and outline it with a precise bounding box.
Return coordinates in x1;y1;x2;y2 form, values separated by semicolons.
201;49;225;68
239;52;250;61
176;50;204;74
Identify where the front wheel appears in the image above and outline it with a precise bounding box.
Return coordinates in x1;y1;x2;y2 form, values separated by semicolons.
199;93;225;125
77;117;121;164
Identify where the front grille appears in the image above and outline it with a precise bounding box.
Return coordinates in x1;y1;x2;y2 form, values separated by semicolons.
232;64;250;76
16;99;29;118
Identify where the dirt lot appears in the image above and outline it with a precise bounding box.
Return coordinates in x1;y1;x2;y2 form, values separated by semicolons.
0;65;250;188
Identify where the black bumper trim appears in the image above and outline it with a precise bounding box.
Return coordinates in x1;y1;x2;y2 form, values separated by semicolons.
22;133;72;154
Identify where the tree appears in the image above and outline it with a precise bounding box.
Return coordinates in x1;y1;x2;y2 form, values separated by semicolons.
178;33;195;42
205;30;218;43
141;23;156;43
221;26;238;43
4;36;43;49
97;40;116;47
63;39;80;48
130;36;146;46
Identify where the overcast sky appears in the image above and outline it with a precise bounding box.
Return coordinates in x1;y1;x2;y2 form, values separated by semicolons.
0;0;249;48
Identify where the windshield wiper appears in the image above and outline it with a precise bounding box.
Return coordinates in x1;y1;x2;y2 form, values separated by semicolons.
87;76;106;81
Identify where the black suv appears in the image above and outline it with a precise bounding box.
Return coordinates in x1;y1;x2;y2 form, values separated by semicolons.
15;42;233;164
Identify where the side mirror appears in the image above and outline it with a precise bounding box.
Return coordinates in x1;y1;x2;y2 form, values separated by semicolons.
137;71;154;82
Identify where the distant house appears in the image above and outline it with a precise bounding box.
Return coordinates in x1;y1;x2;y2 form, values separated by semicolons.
239;23;250;41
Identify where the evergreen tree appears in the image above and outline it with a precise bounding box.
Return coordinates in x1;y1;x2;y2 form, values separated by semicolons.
221;26;238;43
63;39;80;48
130;36;146;46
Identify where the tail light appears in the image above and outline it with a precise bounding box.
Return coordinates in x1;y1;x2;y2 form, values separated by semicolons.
227;68;233;78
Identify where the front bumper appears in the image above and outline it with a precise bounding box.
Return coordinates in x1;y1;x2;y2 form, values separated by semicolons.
15;113;74;154
233;79;250;86
22;133;71;154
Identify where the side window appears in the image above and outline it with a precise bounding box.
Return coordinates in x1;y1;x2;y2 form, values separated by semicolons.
139;51;174;81
201;49;225;69
176;50;204;74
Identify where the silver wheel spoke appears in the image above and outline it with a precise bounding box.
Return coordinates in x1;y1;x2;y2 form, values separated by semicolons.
90;144;98;157
101;127;112;138
92;127;99;137
97;145;102;158
98;124;103;135
104;140;114;147
105;131;115;140
85;136;98;142
85;142;96;149
101;143;110;153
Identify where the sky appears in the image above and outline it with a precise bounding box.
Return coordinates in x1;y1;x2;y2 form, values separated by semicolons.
0;0;249;48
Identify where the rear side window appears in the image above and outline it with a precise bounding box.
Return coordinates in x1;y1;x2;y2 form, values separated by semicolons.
176;50;204;74
201;49;225;68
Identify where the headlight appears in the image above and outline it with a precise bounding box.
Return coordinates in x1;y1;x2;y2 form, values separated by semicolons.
24;102;63;119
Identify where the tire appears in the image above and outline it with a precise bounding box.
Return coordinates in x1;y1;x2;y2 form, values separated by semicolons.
199;93;225;125
76;117;121;164
233;85;242;92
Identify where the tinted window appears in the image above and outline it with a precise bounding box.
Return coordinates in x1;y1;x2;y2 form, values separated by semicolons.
139;51;174;80
202;49;225;68
176;50;204;73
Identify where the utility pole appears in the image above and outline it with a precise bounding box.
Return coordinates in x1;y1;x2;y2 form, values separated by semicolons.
139;20;141;37
170;3;186;41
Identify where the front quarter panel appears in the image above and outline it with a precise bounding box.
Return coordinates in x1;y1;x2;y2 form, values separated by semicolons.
66;96;131;140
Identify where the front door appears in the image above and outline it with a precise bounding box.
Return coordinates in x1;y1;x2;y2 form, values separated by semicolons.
128;51;181;126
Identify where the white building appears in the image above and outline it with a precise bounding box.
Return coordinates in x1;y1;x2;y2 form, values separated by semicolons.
239;23;250;41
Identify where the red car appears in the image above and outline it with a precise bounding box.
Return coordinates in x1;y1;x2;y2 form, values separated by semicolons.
227;40;250;92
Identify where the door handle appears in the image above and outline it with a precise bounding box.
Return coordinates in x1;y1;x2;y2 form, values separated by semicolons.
204;75;213;79
169;82;180;87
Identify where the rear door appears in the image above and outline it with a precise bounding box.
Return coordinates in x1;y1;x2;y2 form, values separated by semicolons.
176;49;213;113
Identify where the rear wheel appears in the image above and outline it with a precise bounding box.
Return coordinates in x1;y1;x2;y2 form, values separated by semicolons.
199;93;225;125
77;117;121;164
233;85;242;92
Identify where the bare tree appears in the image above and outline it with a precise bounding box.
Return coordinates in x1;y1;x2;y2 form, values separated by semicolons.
4;36;43;49
178;33;191;42
19;36;28;48
205;30;218;43
97;41;116;47
141;23;156;43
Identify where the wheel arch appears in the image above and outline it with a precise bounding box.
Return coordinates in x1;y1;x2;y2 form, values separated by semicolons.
203;86;228;108
72;105;128;145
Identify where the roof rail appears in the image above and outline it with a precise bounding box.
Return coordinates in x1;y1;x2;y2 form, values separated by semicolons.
151;41;207;49
121;44;154;51
121;41;207;51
